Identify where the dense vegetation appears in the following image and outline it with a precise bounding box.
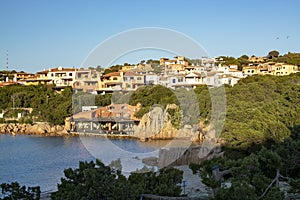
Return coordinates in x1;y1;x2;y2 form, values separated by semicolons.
0;85;72;125
0;85;115;125
51;159;183;200
128;85;178;118
223;73;300;151
188;129;300;200
0;182;40;200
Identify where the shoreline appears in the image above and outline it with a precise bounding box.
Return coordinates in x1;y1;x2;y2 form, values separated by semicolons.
0;123;203;145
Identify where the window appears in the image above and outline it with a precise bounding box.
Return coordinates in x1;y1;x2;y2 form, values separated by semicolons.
137;77;142;80
251;70;254;73
113;77;118;80
69;73;72;76
172;79;176;83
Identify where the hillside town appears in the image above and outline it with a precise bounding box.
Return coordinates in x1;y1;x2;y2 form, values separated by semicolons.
1;55;299;92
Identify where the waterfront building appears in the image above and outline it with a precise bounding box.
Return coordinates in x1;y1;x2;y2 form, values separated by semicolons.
71;103;141;134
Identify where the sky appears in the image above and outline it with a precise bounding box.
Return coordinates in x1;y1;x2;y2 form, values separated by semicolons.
0;0;299;72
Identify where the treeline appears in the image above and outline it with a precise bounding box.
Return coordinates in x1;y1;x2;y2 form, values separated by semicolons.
0;85;72;125
51;160;183;200
190;130;300;199
0;85;113;125
223;73;300;151
0;160;184;200
216;51;300;70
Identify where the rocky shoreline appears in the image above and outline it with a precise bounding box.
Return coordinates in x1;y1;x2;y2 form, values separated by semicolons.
0;123;142;139
0;123;73;136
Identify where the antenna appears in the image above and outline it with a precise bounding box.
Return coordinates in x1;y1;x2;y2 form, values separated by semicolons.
6;50;8;70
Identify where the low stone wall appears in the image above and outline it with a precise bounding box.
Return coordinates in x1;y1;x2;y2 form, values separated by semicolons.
0;123;71;136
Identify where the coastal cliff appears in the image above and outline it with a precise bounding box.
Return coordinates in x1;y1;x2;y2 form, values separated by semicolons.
0;123;71;136
134;105;203;142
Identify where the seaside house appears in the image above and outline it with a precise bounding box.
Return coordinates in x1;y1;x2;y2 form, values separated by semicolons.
145;73;159;85
48;67;77;90
25;67;77;91
203;71;221;87
217;74;241;86
242;62;298;76
160;56;189;73
25;70;52;86
73;69;100;93
242;66;260;76
13;72;35;82
268;63;298;76
97;72;123;94
122;71;145;91
166;72;204;89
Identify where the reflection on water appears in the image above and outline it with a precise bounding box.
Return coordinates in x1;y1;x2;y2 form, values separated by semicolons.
0;134;184;192
0;134;93;192
79;136;159;174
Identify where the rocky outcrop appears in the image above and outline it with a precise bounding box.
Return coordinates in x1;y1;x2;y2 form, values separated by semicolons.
134;107;166;139
157;145;223;168
134;105;202;141
142;145;224;168
142;157;158;166
0;123;71;136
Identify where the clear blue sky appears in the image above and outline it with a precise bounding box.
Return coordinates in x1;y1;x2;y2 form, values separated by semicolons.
0;0;299;72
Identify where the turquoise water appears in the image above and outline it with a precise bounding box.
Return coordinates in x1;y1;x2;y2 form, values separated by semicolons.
0;134;161;192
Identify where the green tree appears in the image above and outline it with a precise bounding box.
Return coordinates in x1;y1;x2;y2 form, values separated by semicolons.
51;159;183;200
0;182;40;200
267;50;280;59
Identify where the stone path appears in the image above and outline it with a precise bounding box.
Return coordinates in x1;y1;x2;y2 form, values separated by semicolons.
176;165;213;199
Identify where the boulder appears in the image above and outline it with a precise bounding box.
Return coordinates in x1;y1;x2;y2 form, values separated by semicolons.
157;145;223;168
142;157;158;166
